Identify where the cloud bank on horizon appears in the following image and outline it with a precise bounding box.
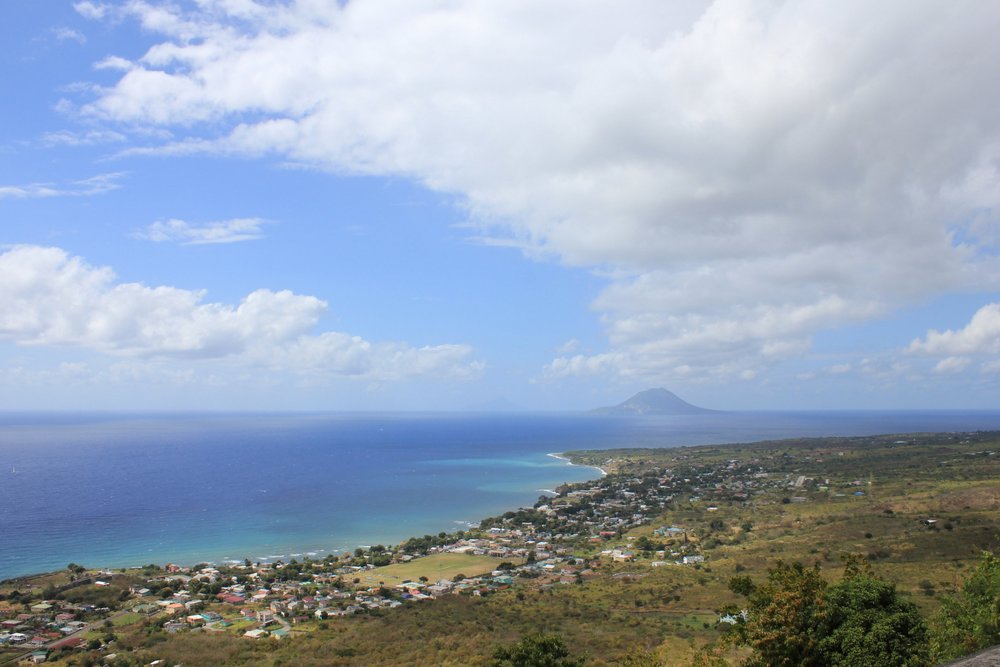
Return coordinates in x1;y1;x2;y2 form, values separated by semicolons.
2;0;999;409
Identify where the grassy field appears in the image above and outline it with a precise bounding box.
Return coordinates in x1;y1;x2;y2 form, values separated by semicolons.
351;552;515;588
110;612;144;627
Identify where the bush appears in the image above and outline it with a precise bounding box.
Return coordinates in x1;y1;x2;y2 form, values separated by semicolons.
931;550;1000;661
491;633;586;667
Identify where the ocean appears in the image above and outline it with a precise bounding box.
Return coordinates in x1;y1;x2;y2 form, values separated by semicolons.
3;409;1000;581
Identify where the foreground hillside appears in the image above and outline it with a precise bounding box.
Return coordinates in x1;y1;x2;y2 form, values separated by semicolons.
3;431;999;666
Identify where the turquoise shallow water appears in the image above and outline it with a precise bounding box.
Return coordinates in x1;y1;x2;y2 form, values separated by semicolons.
2;410;1000;580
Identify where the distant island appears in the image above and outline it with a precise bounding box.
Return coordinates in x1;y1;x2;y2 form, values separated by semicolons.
590;387;720;415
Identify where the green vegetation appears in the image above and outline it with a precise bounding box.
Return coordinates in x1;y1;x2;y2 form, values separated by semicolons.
930;550;1000;661
727;557;928;666
491;633;587;667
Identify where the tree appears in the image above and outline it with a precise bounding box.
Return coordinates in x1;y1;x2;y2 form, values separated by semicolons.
930;550;1000;662
491;633;586;667
728;558;929;667
816;573;928;666
727;560;827;666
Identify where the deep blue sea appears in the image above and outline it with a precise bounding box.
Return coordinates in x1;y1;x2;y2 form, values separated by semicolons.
3;410;1000;581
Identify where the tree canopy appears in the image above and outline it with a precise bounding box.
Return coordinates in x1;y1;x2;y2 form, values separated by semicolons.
727;558;928;667
491;633;586;667
931;550;1000;662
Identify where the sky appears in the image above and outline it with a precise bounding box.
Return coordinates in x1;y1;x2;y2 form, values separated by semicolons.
1;0;999;412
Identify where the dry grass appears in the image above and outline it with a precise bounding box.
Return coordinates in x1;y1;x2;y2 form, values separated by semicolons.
350;552;515;588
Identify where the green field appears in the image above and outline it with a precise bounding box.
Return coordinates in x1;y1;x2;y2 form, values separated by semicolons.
351;552;514;589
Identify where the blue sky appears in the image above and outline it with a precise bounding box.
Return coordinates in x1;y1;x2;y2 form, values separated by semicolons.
1;0;999;411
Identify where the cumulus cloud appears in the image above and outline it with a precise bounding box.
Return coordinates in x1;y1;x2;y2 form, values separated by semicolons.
908;303;1000;357
72;1;107;20
134;217;270;244
0;245;481;381
73;1;1000;381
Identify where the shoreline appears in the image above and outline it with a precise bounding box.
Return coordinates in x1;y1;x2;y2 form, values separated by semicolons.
1;453;607;584
547;451;608;477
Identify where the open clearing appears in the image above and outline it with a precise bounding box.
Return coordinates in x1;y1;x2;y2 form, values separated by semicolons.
351;553;514;588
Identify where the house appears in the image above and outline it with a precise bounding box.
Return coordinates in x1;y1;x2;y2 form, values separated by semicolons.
244;628;269;639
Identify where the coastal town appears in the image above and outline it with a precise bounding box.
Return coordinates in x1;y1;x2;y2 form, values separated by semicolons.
2;430;999;665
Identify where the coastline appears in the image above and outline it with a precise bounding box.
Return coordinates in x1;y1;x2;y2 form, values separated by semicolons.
547;451;608;477
1;451;607;583
13;410;1000;582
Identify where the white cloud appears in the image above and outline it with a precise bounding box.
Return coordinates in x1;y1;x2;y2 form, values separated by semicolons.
908;303;1000;357
0;245;481;382
40;130;126;147
134;217;270;244
934;356;971;374
94;55;134;71
53;27;87;44
73;1;107;20
0;172;125;199
556;339;580;355
74;1;1000;382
